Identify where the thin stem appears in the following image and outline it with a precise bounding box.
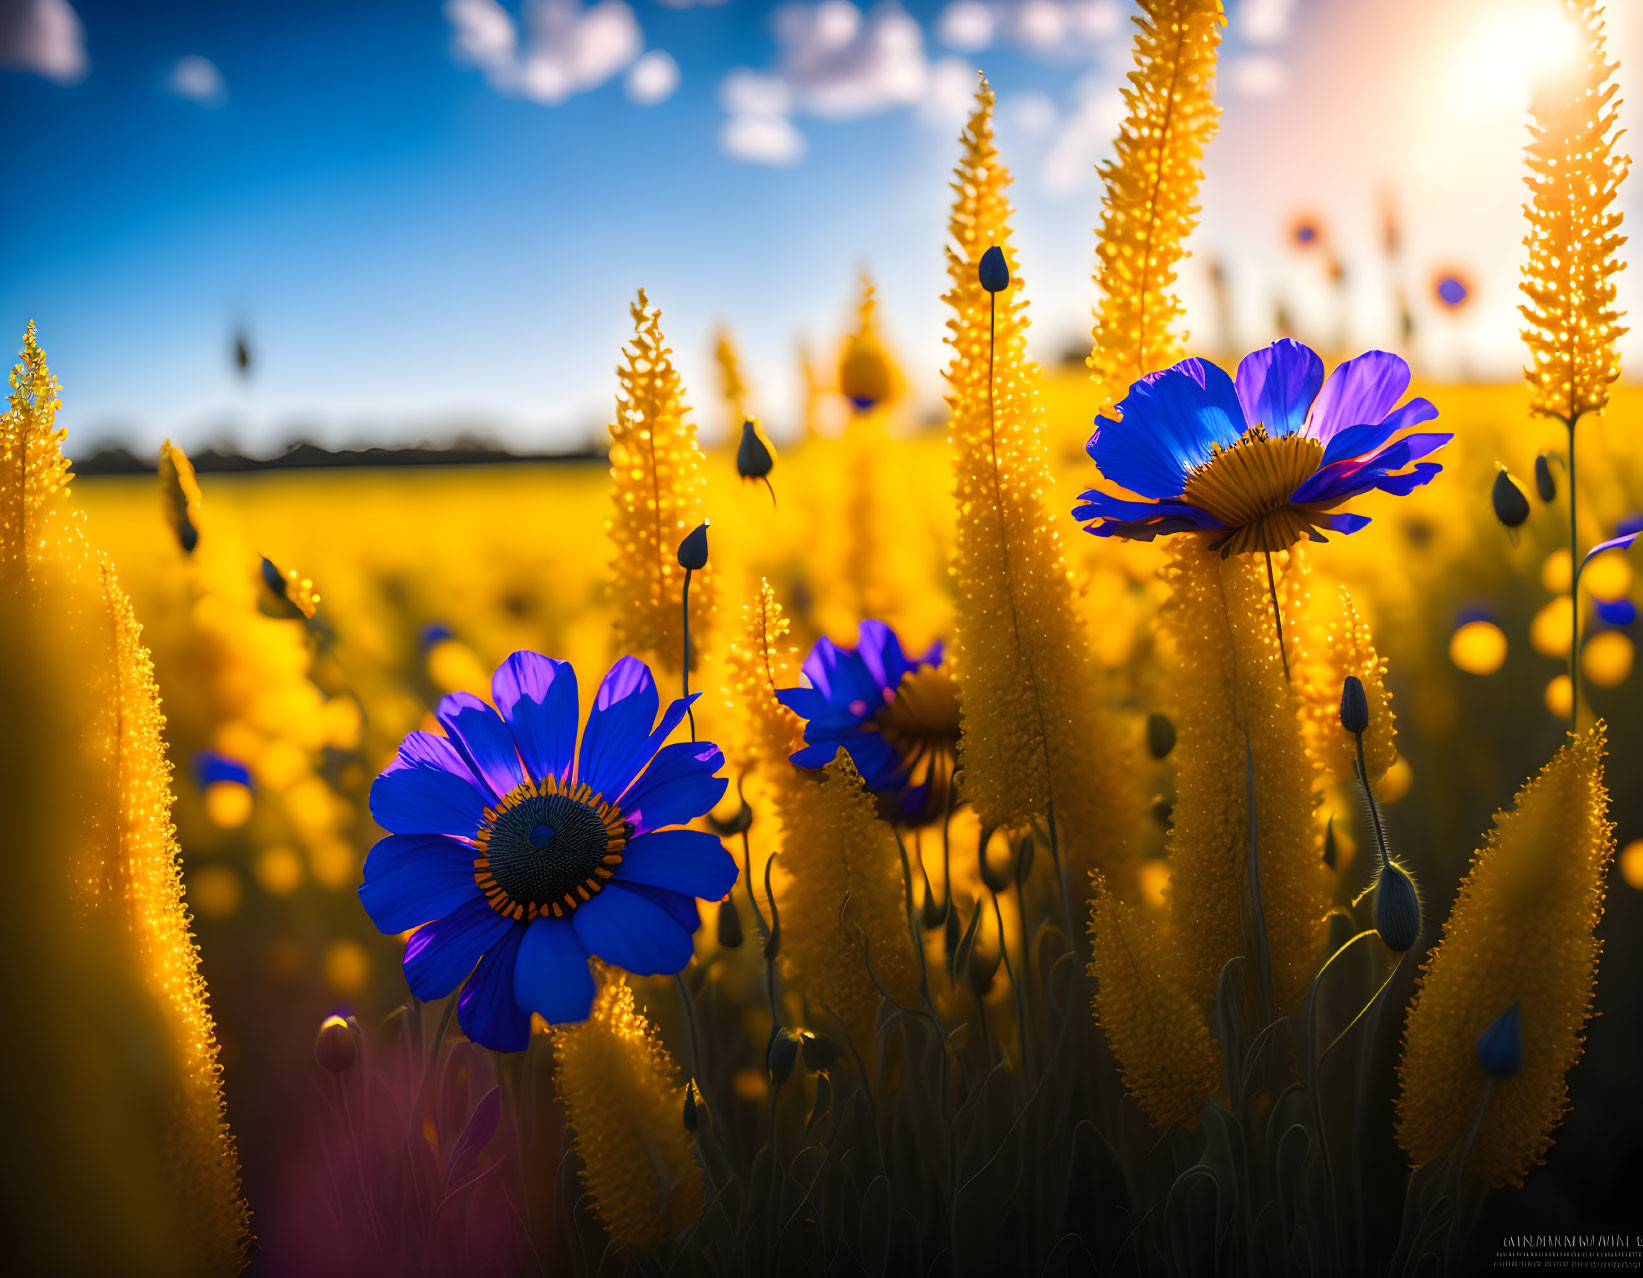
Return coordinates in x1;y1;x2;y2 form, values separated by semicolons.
1568;413;1580;730
1263;548;1290;682
675;972;704;1089
682;568;697;741
1354;731;1390;871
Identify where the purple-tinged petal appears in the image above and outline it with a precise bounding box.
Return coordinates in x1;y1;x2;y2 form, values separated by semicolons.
1072;489;1228;528
513;916;595;1025
371;763;489;840
458;923;532;1052
855;620;909;695
571;882;696;976
1583;532;1640;571
403;895;514;1001
616;829;739;900
1306;350;1412;442
803;641;882;716
1295;433;1451;504
383;730;483;789
1092;358;1247;499
1372;462;1444;496
1314;511;1373;535
1317;397;1439;467
437;692;525;801
493;652;579;785
798;636;846;699
621;740;728;834
577;656;660;798
632;694;699;777
1235;339;1324;438
359;834;480;934
775;686;848;725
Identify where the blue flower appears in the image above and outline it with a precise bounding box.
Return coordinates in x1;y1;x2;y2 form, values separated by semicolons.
360;653;734;1052
776;621;961;825
1075;340;1450;556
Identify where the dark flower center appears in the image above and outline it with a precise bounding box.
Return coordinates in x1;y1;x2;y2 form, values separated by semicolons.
473;779;627;921
872;664;962;825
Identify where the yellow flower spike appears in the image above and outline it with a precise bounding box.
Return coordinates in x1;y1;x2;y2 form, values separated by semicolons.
1520;0;1629;426
1398;726;1614;1188
1282;547;1396;783
607;290;713;677
1089;882;1221;1130
713;323;751;431
1160;536;1330;1008
723;578;804;774
1087;0;1224;420
838;270;898;411
945;77;1141;889
772;751;920;1046
1;327;248;1274
552;974;704;1248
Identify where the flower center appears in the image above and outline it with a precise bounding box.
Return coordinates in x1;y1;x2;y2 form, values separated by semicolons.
872;665;962;825
473;778;627;921
1180;425;1327;555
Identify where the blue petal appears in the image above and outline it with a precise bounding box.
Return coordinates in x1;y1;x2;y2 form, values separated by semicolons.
791;733;864;769
836;730;906;790
513;916;595;1025
384;730;482;788
616;828;739;899
571;882;696;976
620;740;728;834
1295;432;1451;504
627;693;700;791
775;686;841;722
1317;397;1439;468
855;621;909;695
578;656;659;797
493;652;579;785
805;642;886;717
1234;340;1324;438
1373;462;1444;496
437;692;525;801
402;895;514;1000
619;882;702;934
1072;489;1227;529
458;922;533;1052
1305;350;1412;442
797;635;847;698
359;833;480;934
1315;511;1373;535
1092;359;1247;499
370;763;489;840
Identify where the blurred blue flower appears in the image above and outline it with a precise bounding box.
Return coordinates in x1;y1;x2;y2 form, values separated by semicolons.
777;621;960;826
361;653;733;1051
1075;339;1450;555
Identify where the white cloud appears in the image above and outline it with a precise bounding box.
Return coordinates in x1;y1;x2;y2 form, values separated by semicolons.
720;68;792;116
1227;52;1285;98
1238;0;1295;46
170;54;225;106
625;48;679;103
921;55;979;123
0;0;87;84
444;0;645;105
656;0;729;6
935;1;993;51
1043;73;1124;192
1005;89;1056;136
721;112;805;164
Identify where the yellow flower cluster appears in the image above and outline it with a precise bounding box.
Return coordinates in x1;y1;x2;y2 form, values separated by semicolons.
945;78;1140;889
1398;726;1613;1187
1087;0;1224;420
1520;0;1628;425
552;974;704;1247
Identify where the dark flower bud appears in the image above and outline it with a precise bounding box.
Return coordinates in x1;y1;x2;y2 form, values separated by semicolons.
798;1029;838;1073
737;419;774;480
261;555;288;597
1151;797;1173;829
1146;712;1176;759
1492;468;1530;529
967;945;1002;998
978;245;1010;294
683;1080;701;1131
980;844;1013;894
1339;675;1369;735
1013;834;1035;886
1374;861;1421;952
1476;1002;1523;1078
677;521;710;571
314;1013;359;1073
705;797;753;837
717;897;743;948
1534;453;1556;503
767;1028;801;1086
1322;816;1337;870
943;902;962;959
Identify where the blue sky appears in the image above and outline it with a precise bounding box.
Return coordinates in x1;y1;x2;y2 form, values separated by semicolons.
1;0;1637;455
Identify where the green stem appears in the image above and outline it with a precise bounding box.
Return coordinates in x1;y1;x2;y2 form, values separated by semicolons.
1264;548;1290;682
1568;413;1580;731
682;567;696;741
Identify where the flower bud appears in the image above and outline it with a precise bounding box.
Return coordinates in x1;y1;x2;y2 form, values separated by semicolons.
1146;712;1176;759
967;945;1002;998
716;897;743;949
677;521;710;572
1476;1002;1524;1079
978;245;1010;294
1492;468;1530;529
736;420;774;480
1374;860;1421;952
767;1028;801;1086
1339;675;1369;735
683;1080;701;1131
1534;453;1556;503
314;1013;358;1073
1322;816;1337;870
980;844;1013;894
798;1029;838;1073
